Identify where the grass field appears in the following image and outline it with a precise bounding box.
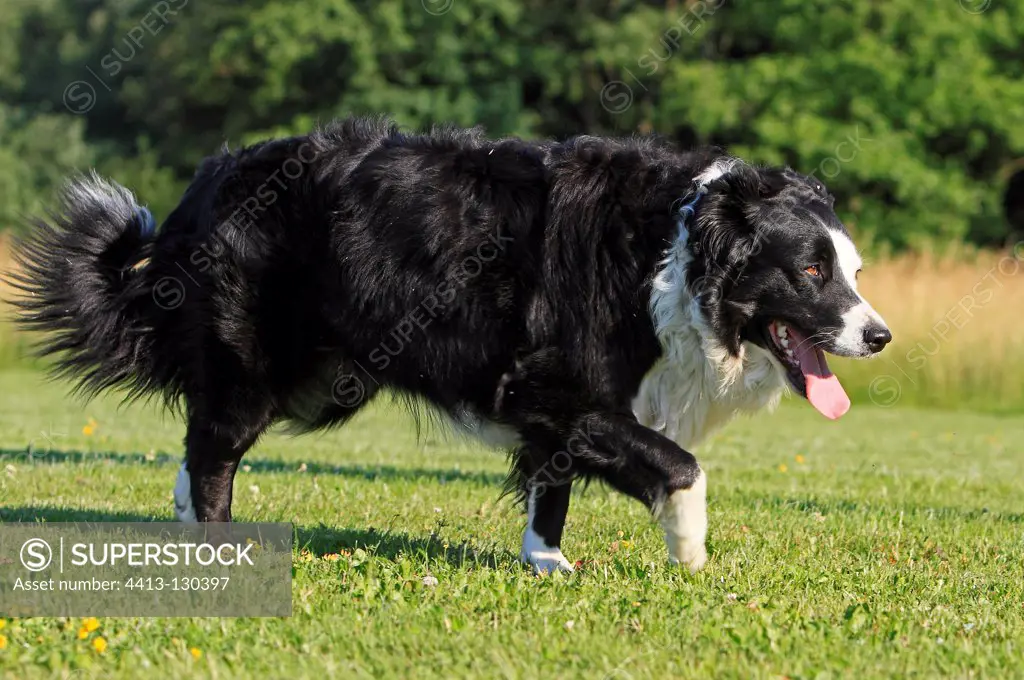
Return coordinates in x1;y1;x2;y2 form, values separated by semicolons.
1;239;1022;677
1;369;1022;678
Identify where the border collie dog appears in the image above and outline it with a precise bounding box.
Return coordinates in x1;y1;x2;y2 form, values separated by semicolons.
12;118;891;573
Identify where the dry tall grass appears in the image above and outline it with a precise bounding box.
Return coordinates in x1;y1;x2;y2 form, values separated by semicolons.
0;237;1021;411
836;246;1024;412
0;233;28;367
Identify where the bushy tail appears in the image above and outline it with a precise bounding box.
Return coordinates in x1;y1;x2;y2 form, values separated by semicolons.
8;173;161;400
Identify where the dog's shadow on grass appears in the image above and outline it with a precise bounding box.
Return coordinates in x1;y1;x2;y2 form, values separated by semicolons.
0;505;157;523
0;507;517;569
295;525;515;570
0;447;178;466
1;446;518;570
0;448;507;487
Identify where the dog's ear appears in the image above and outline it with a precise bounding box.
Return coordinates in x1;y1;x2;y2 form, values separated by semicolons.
756;166;833;207
694;240;761;357
685;165;779;356
755;167;793;199
688;214;762;357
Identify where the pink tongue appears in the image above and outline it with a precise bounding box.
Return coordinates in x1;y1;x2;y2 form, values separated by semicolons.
786;326;851;420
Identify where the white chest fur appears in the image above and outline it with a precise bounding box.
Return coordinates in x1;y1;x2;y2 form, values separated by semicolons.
631;220;786;451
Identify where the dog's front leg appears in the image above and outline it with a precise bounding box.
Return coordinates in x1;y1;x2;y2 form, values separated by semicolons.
512;444;575;573
571;411;707;573
509;409;708;572
521;483;574;574
656;466;708;572
497;358;708;571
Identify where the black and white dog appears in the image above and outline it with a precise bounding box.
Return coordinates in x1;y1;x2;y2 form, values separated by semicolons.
12;118;891;573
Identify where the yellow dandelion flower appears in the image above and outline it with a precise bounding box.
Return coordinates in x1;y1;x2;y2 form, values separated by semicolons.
0;634;7;650
78;628;89;640
190;647;202;659
0;620;5;629
82;425;95;436
778;464;788;473
795;455;806;464
82;617;100;632
92;636;107;653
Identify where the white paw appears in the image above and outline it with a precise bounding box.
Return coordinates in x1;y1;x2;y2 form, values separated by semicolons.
667;541;708;573
521;548;575;575
658;468;708;573
520;521;574;574
173;461;197;522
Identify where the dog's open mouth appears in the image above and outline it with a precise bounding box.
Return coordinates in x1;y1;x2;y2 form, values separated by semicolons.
765;320;850;420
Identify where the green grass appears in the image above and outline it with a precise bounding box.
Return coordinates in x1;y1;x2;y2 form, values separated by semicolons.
0;369;1022;678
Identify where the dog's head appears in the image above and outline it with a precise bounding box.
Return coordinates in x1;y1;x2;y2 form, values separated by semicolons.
684;161;891;419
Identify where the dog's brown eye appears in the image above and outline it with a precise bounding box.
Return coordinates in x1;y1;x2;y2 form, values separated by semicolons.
805;264;821;277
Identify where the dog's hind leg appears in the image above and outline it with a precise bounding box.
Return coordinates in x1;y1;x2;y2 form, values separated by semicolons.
176;421;269;523
175;419;267;523
175;388;275;523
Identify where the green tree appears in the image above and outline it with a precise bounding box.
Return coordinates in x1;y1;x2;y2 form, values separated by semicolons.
1;0;1022;248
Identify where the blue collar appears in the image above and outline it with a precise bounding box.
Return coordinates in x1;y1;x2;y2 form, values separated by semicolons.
678;190;706;224
135;206;156;236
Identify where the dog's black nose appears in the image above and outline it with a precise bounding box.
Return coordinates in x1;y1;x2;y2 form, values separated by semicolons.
864;326;892;353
